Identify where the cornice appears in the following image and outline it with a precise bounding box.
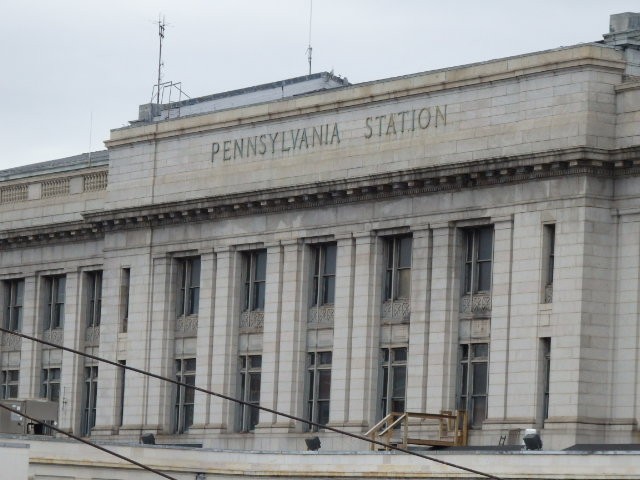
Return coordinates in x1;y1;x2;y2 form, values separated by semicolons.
106;45;625;148
2;146;640;249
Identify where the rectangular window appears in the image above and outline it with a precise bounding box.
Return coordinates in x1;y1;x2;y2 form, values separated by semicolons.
463;227;493;294
81;366;98;436
306;351;332;429
384;236;412;301
243;250;267;312
43;275;66;330
543;225;555;303
4;279;24;332
0;370;19;399
541;338;551;421
116;361;126;427
176;257;201;317
41;367;61;402
311;244;337;306
379;347;407;417
120;268;130;333
238;354;261;432
458;343;489;428
86;271;102;327
174;358;196;433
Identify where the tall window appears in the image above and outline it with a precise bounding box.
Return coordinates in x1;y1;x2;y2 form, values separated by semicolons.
238;354;261;432
458;343;489;428
541;338;551;422
543;225;555;303
40;367;61;402
86;271;102;327
120;268;130;333
0;370;19;399
43;275;66;330
311;244;337;306
384;236;412;301
176;257;200;317
380;347;407;417
463;227;493;294
243;251;267;312
174;358;196;433
4;279;24;332
116;361;126;427
81;366;98;436
306;351;332;429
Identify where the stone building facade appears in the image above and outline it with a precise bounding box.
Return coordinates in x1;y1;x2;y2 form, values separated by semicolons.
2;13;640;452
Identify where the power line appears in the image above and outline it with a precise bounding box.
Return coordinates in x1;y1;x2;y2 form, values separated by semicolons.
0;327;502;480
0;402;177;480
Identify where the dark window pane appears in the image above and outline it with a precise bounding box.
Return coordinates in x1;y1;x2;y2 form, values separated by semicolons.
324;244;337;275
460;363;468;396
250;355;262;368
472;343;488;359
254;282;265;310
398;237;412;268
323;276;335;304
393;347;407;362
392;366;406;397
318;351;332;365
397;269;411;299
317;401;330;425
477;262;492;291
255;251;267;281
472;363;488;395
249;373;261;402
472;396;487;426
477;228;493;261
318;370;331;399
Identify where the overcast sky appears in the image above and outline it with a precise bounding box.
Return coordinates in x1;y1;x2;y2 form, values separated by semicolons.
1;1;637;169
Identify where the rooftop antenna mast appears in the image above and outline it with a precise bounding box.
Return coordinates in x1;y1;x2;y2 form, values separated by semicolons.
306;0;313;75
156;14;166;104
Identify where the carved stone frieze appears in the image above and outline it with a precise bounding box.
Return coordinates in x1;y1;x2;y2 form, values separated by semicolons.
85;326;100;346
42;328;64;347
308;305;334;326
381;299;410;323
0;332;21;351
176;315;199;338
460;294;492;315
240;310;264;331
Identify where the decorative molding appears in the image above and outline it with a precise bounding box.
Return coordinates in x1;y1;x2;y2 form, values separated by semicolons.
83;171;108;192
240;310;264;331
42;328;64;347
176;315;198;337
460;294;492;315
42;178;70;198
308;305;334;326
381;299;410;323
0;184;27;204
85;326;100;346
0;332;21;351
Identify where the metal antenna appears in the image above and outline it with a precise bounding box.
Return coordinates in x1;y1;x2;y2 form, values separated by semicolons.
156;14;166;104
306;0;313;75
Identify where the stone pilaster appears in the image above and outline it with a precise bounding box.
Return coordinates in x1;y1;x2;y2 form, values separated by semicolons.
406;227;432;413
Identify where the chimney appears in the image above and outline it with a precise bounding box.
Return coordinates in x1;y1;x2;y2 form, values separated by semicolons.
603;12;640;47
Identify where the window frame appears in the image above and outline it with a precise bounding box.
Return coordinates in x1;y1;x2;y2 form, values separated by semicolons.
310;243;337;307
383;236;412;302
86;271;102;328
0;369;19;399
4;278;24;332
176;257;201;317
306;350;332;430
81;365;98;436
458;342;489;428
463;227;494;295
379;346;408;418
242;250;267;313
43;275;66;331
174;358;196;434
40;367;61;402
238;354;262;432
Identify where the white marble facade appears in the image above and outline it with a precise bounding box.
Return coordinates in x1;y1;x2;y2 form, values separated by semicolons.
2;15;640;452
